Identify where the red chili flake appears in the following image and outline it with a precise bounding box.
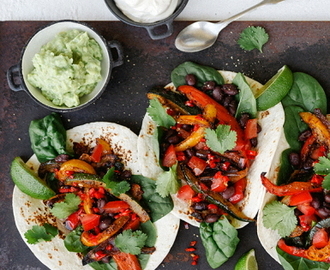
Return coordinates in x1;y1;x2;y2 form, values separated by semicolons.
191;196;203;203
207;204;218;210
65;170;75;176
190;240;197;247
185;247;196;252
176;151;186;161
106;244;113;251
311;174;324;185
190;253;200;265
185;100;195;107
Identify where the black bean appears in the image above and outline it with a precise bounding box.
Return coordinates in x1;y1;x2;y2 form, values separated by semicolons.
185;148;195;158
223;95;233;108
204;214;220;223
167;135;181;144
325;193;330;204
239;113;250;128
55;154;71;163
202;81;216;90
185;74;197;86
317;207;330;217
99;217;113;230
298;130;312;141
228;99;237;115
196;150;210;159
250;137;258;147
193;201;209;211
212;86;224;102
311;195;322;209
289;152;301;167
221;186;235;199
222;84;239;95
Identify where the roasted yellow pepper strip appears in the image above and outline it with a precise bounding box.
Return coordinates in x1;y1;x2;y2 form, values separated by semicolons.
175;115;210;127
174;126;206;152
56;159;96;181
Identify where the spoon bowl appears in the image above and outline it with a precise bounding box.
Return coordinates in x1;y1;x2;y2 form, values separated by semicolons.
175;0;285;53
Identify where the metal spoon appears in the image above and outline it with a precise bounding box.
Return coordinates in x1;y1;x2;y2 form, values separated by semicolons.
175;0;285;53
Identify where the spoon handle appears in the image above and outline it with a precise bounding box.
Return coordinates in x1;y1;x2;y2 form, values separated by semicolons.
216;0;285;28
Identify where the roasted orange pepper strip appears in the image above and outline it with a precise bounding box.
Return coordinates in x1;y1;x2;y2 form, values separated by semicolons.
175;115;210;127
300;111;330;151
260;172;322;197
177;85;248;150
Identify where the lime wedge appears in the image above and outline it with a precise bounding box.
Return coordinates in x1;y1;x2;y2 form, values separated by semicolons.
10;156;56;200
256;65;293;111
234;249;258;270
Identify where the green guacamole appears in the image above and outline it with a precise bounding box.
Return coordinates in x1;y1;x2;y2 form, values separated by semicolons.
27;30;103;107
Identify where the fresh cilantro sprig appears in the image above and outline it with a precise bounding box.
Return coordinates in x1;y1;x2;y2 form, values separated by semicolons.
24;223;58;244
147;98;176;128
102;167;130;196
314;154;330;190
205;125;237;154
156;163;180;198
237;26;269;53
50;193;81;219
115;229;148;255
262;201;297;238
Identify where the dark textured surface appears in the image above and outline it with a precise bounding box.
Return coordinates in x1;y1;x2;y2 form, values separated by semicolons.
1;20;330;270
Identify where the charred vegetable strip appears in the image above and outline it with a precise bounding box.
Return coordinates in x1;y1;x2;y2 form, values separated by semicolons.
299;111;330;151
179;164;254;222
81;215;130;247
261;172;322;196
175;115;211;127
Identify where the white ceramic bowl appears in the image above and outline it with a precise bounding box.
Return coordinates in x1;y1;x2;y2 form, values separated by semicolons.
7;20;123;112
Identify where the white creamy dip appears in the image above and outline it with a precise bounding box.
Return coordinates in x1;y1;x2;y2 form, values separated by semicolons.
114;0;180;23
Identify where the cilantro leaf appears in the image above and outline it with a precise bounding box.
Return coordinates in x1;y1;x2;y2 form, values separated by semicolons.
50;193;81;219
24;223;58;244
314;155;330;190
115;229;148;255
205;125;237;154
102;167;130;196
237;26;269;52
156;163;180;198
147;98;176;128
262;201;297;237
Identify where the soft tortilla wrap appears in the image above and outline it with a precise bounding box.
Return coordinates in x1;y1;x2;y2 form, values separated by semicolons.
256;128;290;263
137;71;285;228
13;122;180;270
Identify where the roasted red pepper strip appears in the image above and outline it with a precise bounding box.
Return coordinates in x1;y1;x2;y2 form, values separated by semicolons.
81;215;130;247
177;85;248;150
112;252;142;270
277;239;309;259
260;172;323;196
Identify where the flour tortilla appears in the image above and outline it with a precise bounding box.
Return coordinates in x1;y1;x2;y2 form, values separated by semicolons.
13;122;180;270
256;129;290;263
137;71;285;228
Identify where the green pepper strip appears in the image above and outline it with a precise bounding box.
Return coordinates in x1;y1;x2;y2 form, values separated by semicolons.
178;164;255;222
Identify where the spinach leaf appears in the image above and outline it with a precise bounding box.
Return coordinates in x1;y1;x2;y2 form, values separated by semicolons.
277;149;295;185
89;261;117;270
64;227;89;253
283;105;307;152
282;72;327;114
200;216;239;268
277;246;330;270
232;72;257;118
131;175;174;222
29;113;70;163
171;61;224;88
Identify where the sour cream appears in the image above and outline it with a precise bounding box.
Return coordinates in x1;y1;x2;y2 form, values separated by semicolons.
114;0;180;23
